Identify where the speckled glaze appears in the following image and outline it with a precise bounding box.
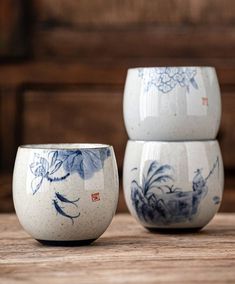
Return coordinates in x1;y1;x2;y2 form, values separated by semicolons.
13;144;119;244
123;67;221;141
123;140;224;230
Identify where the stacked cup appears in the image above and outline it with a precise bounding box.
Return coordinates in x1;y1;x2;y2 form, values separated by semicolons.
123;67;224;231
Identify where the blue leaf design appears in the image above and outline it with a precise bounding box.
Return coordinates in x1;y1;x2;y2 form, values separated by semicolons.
49;160;63;174
58;148;111;180
50;151;58;167
62;151;82;173
31;176;43;195
147;161;159;176
40;157;49;172
190;78;199;89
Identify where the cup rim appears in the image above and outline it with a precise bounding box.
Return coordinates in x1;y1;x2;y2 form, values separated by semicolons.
128;139;218;144
19;143;111;150
127;66;215;71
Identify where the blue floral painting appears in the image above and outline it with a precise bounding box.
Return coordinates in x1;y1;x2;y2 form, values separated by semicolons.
138;67;199;94
30;148;110;223
131;157;219;225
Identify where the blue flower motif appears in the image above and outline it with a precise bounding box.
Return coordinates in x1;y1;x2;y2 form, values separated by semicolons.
29;148;111;223
30;154;50;195
57;148;110;179
30;148;110;195
138;67;199;94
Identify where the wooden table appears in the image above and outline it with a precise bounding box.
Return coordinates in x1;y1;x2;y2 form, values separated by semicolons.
0;213;235;283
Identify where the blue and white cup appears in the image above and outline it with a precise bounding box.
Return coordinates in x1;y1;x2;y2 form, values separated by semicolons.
13;144;119;245
123;67;221;141
123;140;224;230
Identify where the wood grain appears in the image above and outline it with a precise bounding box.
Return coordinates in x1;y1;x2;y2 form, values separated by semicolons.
220;92;235;168
33;26;235;59
33;0;235;59
0;0;26;58
0;174;13;212
0;88;19;170
0;213;235;283
34;0;235;26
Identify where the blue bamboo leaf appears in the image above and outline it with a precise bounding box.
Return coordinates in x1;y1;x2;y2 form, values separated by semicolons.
145;164;173;190
150;165;173;177
150;175;174;184
145;175;174;194
147;161;158;176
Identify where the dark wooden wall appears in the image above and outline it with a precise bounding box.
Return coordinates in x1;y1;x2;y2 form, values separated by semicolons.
0;0;235;212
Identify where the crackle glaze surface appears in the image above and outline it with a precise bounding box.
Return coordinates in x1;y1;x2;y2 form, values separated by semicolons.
13;144;119;242
123;140;224;229
123;67;221;141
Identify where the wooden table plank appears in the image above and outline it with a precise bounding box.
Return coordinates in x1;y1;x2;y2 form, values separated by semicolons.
0;213;235;283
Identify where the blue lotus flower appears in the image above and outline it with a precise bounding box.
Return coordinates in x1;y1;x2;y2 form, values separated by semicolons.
29;148;111;195
30;154;49;194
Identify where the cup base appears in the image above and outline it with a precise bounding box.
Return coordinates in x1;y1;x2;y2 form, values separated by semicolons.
145;227;203;234
36;238;96;246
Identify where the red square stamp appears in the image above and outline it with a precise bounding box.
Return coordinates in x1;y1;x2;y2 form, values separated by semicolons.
91;192;100;202
202;97;208;106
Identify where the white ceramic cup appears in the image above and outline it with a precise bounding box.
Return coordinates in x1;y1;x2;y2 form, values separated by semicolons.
13;144;119;245
123;140;224;230
123;67;221;141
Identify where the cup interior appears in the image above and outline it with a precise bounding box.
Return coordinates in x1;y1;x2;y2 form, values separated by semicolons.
128;66;214;71
20;143;110;150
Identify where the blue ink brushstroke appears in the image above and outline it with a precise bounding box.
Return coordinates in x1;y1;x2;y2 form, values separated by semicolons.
29;148;110;223
138;67;199;94
131;157;219;225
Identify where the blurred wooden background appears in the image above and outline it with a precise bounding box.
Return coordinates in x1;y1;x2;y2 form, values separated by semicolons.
0;0;235;212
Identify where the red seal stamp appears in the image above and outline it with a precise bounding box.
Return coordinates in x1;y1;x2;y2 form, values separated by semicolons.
202;97;208;106
91;192;100;202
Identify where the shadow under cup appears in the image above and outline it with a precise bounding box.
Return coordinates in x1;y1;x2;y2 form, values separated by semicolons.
13;143;119;245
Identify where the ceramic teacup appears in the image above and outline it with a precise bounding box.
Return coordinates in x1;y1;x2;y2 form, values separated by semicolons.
123;140;224;230
13;144;119;245
123;67;221;141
